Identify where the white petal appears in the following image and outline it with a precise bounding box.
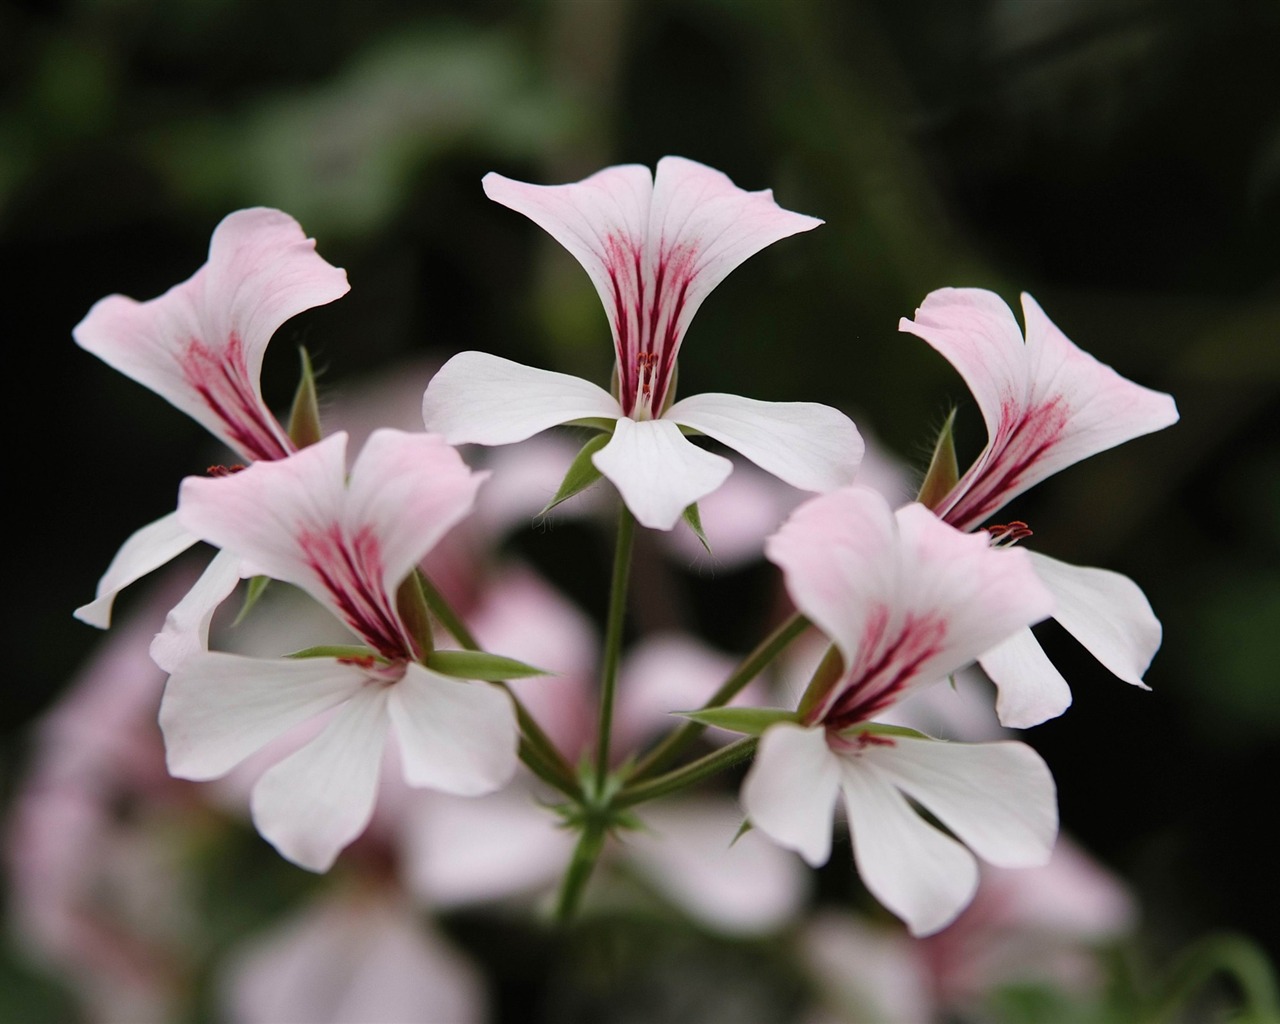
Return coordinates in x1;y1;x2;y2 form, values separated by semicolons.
741;724;840;867
592;417;732;530
387;665;518;796
149;549;245;672
74;512;200;628
251;685;390;871
839;757;979;936
159;652;365;780
864;736;1058;869
421;351;620;445
666;392;862;493
1029;550;1160;688
979;627;1074;729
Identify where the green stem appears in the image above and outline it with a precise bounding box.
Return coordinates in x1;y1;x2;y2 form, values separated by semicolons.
1141;931;1280;1024
616;736;759;809
594;503;635;786
554;815;608;923
628;612;809;782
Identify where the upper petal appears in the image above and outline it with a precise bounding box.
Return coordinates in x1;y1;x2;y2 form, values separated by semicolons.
1029;549;1161;688
74;511;200;628
591;417;732;530
900;288;1179;529
386;665;518;797
159;652;366;780
740;723;841;867
73;208;348;461
421;351;621;445
666;392;862;493
250;684;390;871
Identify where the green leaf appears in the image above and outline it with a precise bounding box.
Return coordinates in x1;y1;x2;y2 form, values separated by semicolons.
677;705;799;735
286;346;323;449
916;407;959;509
287;644;377;660
232;575;271;626
682;501;712;555
540;431;611;515
426;649;551;680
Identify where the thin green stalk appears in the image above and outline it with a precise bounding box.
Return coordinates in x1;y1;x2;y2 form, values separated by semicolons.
616;736;758;809
628;612;809;782
554;816;608;923
1141;932;1280;1024
415;570;478;651
594;503;635;785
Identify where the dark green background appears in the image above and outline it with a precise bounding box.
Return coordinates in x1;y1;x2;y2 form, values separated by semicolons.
3;0;1278;1019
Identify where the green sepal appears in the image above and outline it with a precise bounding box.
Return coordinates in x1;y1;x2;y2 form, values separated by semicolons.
730;817;754;846
540;432;611;515
676;705;799;736
232;575;271;626
682;501;712;555
797;643;845;721
847;722;932;741
425;649;550;681
286;346;323;450
395;572;434;660
287;644;378;660
916;407;959;509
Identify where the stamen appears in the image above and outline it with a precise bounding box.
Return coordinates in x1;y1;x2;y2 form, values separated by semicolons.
206;464;247;477
984;520;1034;547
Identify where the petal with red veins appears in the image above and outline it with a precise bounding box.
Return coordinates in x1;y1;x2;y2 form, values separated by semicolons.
422;351;620;445
740;723;840;868
160;652;366;780
74;512;200;628
591;417;732;530
1029;550;1160;688
667;391;863;493
250;684;390;872
386;666;518;797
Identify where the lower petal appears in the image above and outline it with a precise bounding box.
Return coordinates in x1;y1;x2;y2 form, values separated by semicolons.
839;758;979;936
251;685;390;872
668;392;862;493
740;723;840;867
979;627;1074;729
387;665;518;796
1029;550;1160;688
592;417;732;530
74;511;199;628
149;548;245;672
421;351;620;445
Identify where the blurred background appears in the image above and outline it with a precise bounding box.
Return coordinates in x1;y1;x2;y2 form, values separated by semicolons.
3;0;1279;1020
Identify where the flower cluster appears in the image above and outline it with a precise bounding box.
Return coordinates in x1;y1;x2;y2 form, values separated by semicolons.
68;155;1177;949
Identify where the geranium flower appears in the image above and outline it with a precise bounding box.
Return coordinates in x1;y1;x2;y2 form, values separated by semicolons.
159;429;518;871
422;156;862;530
900;289;1180;726
72;208;349;628
741;486;1058;936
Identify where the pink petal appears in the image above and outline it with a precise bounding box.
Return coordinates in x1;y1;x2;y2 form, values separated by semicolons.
385;665;518;797
667;392;863;493
900;289;1179;529
74;512;200;628
740;724;840;867
421;351;621;444
1029;550;1160;688
250;685;390;871
73;208;348;462
159;652;365;780
592;417;732;530
979;628;1074;729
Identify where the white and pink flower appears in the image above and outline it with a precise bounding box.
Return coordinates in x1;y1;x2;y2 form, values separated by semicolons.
73;208;350;628
741;485;1059;936
159;429;518;872
900;289;1180;726
422;156;863;530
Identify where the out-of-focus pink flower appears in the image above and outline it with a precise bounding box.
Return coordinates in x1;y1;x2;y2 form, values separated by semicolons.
423;156;862;530
901;288;1179;727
